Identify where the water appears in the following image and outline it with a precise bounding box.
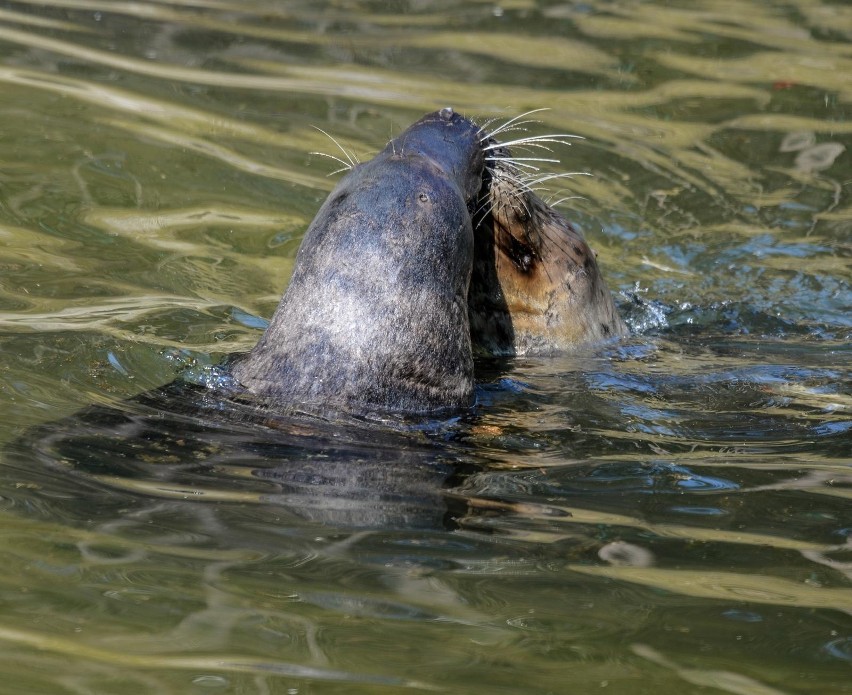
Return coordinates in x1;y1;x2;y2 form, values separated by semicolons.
0;1;850;693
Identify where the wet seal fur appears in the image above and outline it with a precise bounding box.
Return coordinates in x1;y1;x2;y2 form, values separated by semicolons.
233;107;627;414
232;108;483;414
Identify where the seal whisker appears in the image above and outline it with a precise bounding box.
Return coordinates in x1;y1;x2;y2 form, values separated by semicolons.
548;195;585;208
496;161;544;172
496;157;562;164
488;141;558;155
489;157;561;163
311;126;360;167
472;195;498;221
488;173;531;219
490;141;568;158
485;157;561;173
498;166;535;185
472;188;494;217
504;184;533;220
483;134;583;151
482;120;544;139
481;108;551;139
490;161;544;174
327;165;353;177
520;172;592;188
309;150;355;174
496;169;536;197
492;171;529;196
475;116;502;135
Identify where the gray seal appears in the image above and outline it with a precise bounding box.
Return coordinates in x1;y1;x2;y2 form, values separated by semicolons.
232;108;484;414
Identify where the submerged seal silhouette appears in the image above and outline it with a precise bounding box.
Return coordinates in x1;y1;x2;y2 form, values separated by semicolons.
233;107;627;414
9;108;628;530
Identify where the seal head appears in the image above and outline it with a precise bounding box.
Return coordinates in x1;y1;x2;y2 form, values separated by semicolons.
469;146;628;355
232;109;485;413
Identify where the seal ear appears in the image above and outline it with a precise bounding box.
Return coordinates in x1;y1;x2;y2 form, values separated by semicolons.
493;214;537;274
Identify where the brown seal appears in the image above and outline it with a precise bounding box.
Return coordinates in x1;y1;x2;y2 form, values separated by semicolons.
469;148;628;355
233;109;627;414
232;108;484;414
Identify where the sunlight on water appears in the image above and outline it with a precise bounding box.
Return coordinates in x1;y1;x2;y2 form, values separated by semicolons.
0;1;849;693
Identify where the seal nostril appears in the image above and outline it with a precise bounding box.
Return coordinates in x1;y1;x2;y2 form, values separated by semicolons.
418;192;430;203
439;107;454;120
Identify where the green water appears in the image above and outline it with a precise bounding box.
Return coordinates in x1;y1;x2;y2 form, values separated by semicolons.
0;1;850;693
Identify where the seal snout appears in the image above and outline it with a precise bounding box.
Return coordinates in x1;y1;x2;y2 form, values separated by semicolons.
390;109;485;203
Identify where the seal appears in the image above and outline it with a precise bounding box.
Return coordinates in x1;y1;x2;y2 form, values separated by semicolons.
232;107;484;414
469;147;628;355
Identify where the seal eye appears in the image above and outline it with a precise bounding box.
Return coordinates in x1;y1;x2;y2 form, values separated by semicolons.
418;192;430;203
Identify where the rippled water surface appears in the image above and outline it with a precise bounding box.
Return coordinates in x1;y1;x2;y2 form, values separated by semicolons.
1;1;850;693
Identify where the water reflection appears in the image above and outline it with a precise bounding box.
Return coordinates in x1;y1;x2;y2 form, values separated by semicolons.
8;379;473;530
